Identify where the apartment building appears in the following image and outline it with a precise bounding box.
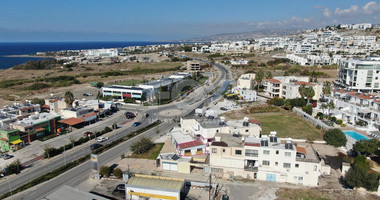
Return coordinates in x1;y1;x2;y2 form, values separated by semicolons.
237;74;256;90
186;60;201;72
337;58;380;92
330;87;380;130
209;132;328;186
264;76;322;100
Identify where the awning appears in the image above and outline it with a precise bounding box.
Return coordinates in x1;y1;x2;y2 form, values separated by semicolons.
11;139;23;145
59;117;84;126
0;138;8;142
35;128;45;132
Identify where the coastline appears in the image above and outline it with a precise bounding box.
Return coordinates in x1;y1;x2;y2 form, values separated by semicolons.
3;55;56;58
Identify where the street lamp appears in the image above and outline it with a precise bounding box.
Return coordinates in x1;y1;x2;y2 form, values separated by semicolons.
5;177;13;200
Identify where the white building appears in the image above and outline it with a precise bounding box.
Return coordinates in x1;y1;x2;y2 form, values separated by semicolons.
337;58;380;92
209;132;329;186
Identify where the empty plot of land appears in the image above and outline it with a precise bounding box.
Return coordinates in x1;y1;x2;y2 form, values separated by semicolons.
223;110;323;141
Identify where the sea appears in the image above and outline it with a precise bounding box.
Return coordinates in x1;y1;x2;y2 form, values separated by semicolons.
0;41;174;69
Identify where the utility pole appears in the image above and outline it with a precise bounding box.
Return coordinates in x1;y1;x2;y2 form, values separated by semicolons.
209;172;211;200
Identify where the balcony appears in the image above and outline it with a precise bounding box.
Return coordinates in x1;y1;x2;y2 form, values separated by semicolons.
244;166;258;172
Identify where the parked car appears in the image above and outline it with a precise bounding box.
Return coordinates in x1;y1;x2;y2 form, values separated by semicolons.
87;93;94;96
83;131;93;137
97;137;108;142
220;107;228;111
1;153;12;160
116;184;125;191
125;112;136;119
133;122;141;127
90;143;103;150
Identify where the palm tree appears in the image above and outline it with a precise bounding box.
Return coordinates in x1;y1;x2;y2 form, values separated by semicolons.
255;70;264;91
321;103;328;118
64;91;75;108
322;81;331;99
298;84;307;100
327;101;335;117
305;87;315;104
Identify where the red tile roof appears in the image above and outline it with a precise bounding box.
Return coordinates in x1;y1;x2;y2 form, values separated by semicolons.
19;106;35;111
249;119;261;125
347;92;372;100
59;117;84;126
211;141;228;147
294;81;314;86
244;142;260;147
0;138;8;142
333;88;348;94
265;79;281;83
42;105;50;109
178;139;204;149
296;146;307;155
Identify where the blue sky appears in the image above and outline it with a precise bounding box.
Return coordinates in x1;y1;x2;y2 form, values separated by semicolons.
0;0;379;42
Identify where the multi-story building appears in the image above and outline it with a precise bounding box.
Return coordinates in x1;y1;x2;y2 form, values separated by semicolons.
263;76;322;100
209;132;329;186
186;60;201;72
337;58;380;92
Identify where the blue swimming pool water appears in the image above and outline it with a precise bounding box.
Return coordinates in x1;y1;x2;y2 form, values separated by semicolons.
343;131;370;141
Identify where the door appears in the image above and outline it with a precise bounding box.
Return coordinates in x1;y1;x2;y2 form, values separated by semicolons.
266;173;276;182
162;162;177;171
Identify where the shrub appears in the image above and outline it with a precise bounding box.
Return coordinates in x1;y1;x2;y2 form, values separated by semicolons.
341;124;346;127
302;105;313;115
336;119;343;125
113;168;123;179
331;117;337;122
130;137;154;154
5;159;22;175
323;128;347;147
267;97;285;106
353;155;370;171
99;166;111;177
104;126;112;133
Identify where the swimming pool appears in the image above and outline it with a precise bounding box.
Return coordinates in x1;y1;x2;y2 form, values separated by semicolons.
343;131;370;141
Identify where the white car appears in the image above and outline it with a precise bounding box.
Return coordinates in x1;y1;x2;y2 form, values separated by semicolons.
97;137;108;142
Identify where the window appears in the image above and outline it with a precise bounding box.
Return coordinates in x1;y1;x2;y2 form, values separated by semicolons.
211;168;223;173
285;152;291;157
245;129;249;132
245;149;258;157
262;160;270;166
314;165;318;171
223;149;225;153
295;164;299;168
197;148;203;152
235;150;242;155
275;162;278;166
276;150;279;155
283;163;291;168
254;173;257;179
263;150;270;155
216;129;219;133
212;148;217;153
185;150;191;153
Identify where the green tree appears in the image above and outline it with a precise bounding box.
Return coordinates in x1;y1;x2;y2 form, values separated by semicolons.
113;168;123;178
345;166;367;188
31;98;45;106
353;139;380;156
298;84;306;100
5;159;21;175
323;129;347;147
304;87;315;104
96;81;104;88
327;101;335;116
268;97;285;106
322;81;331;97
302;105;313;115
255;70;264;91
130;137;154;154
99;166;111;177
265;71;273;79
353;155;370;171
320;103;328;118
364;172;380;191
183;46;192;52
64;91;75;108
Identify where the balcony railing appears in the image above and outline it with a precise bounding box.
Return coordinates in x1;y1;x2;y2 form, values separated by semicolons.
244;166;258;172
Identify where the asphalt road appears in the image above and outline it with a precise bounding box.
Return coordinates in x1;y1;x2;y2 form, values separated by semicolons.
0;59;229;199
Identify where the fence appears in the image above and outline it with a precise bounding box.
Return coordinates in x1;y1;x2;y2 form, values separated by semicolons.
293;107;331;130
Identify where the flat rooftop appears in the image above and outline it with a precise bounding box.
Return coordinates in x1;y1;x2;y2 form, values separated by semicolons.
213;133;245;147
170;129;195;144
127;174;184;192
103;85;145;91
42;185;109;200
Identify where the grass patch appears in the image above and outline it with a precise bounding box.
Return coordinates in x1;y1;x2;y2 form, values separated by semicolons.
276;188;379;200
116;80;143;86
128;143;164;160
198;76;209;84
254;112;323;141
